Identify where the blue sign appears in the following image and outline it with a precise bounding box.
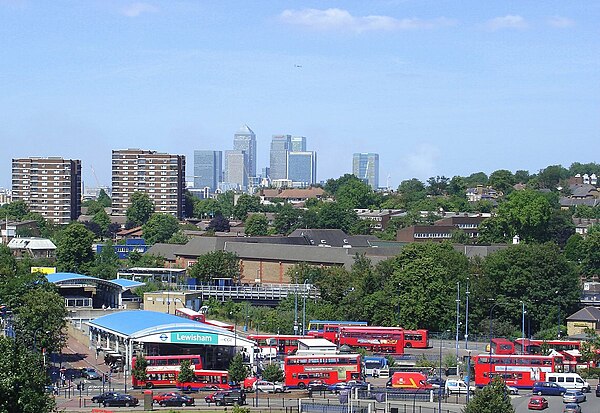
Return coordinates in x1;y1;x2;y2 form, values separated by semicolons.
170;332;218;344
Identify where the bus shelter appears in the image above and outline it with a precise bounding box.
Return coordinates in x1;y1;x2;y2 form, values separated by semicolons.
86;310;256;373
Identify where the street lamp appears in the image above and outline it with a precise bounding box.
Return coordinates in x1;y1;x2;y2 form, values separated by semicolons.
465;278;470;351
521;301;526;354
438;330;450;413
466;350;472;405
455;282;460;364
488;301;501;382
229;311;237;352
555;290;561;338
302;280;309;335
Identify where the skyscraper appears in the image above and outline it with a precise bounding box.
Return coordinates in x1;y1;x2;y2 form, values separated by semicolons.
224;150;248;189
352;153;379;189
290;136;307;152
233;125;257;179
194;150;222;191
112;149;186;219
287;151;317;187
12;157;82;225
269;135;291;180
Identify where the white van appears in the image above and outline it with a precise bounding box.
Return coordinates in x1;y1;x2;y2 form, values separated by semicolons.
445;379;476;395
546;373;591;392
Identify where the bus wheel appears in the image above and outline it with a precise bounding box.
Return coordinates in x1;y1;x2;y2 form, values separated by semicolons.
405;343;412;348
146;382;154;389
187;386;192;392
298;382;306;389
536;391;542;396
182;402;187;407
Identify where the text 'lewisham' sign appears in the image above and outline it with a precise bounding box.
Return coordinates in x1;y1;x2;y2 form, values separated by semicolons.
170;332;218;344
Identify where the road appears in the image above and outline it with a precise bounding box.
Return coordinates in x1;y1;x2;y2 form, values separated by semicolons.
512;390;600;413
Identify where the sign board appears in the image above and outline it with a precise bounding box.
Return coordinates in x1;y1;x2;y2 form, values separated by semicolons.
31;267;56;274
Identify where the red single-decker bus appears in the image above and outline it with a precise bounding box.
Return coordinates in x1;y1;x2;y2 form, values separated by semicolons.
336;326;404;354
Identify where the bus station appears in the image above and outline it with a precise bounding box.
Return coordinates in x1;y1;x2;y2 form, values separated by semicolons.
86;310;256;375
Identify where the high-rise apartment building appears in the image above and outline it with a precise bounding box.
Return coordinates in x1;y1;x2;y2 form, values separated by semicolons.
193;150;222;191
224;150;248;189
270;135;292;180
352;153;379;189
290;136;307;152
233;125;257;179
287;151;317;188
12;157;82;225
112;149;186;219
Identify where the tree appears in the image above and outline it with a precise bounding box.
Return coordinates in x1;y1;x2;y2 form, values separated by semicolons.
426;176;450;196
126;191;155;227
334;178;376;209
324;174;363;196
183;190;195;219
0;337;56;413
97;188;112;207
4;200;30;220
0;244;17;277
13;289;68;353
581;232;600;279
464;172;488;187
89;240;119;279
536;164;569;189
397;178;427;205
228;354;248;384
193;198;222;219
55;223;95;273
92;209;111;237
176;359;195;384
167;231;189;245
245;214;268;236
488;169;516;194
273;204;302;235
261;362;284;383
478;243;580;333
188;251;241;283
207;214;230;232
131;354;148;385
316;203;358;233
233;194;261;220
462;377;515;413
142;213;180;244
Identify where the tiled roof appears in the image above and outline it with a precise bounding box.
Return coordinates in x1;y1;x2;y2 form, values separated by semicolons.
566;306;600;322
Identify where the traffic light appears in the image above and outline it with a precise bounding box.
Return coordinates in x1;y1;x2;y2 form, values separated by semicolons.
81;382;85;391
76;383;81;391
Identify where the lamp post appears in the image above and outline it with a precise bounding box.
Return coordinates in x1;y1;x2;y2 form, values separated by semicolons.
466;350;472;405
488;301;500;382
302;280;308;335
521;301;525;354
229;311;237;352
455;282;460;364
438;330;450;413
465;278;470;351
555;290;561;338
294;286;299;335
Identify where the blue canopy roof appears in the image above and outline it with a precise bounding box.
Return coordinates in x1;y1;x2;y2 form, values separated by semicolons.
109;279;145;289
47;273;142;291
47;272;97;283
88;310;231;338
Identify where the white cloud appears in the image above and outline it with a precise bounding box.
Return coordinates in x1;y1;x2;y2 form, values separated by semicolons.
279;8;456;33
120;2;159;17
485;15;528;31
547;16;575;28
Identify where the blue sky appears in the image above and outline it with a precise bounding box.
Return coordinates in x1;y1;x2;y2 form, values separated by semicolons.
1;0;599;189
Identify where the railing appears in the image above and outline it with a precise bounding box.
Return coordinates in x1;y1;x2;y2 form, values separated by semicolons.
173;283;320;301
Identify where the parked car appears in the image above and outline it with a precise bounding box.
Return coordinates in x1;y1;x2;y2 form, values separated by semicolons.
533;381;567;396
212;390;246;406
596;383;600;397
253;380;286;393
426;377;446;389
507;385;519;395
328;380;369;393
153;392;181;404
563;390;586;404
158;394;195;407
563;403;582;413
528;396;549;410
445;379;476;395
91;392;120;404
205;391;228;404
101;394;139;408
81;368;101;380
243;376;258;391
307;379;328;392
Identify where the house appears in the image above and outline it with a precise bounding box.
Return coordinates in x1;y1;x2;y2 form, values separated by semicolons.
573;218;600;237
259;187;325;204
396;213;488;242
0;220;40;243
7;237;56;259
566;306;600;336
96;238;149;259
116;226;143;241
354;209;406;231
466;186;501;203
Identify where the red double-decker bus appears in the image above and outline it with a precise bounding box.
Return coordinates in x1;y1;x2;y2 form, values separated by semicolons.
514;338;581;354
175;307;206;322
284;354;362;389
307;320;368;338
403;329;430;348
472;353;563;389
247;334;311;356
485;338;516;355
336;326;404;354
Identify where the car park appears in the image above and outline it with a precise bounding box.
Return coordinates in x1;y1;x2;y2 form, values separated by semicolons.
101;394;139;408
158;394;195;407
533;381;567;396
563;390;586;403
91;392;120;404
528;396;549;410
253;380;286;393
563;403;582;413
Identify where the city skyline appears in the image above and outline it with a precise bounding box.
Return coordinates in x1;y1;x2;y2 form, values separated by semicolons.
1;1;598;189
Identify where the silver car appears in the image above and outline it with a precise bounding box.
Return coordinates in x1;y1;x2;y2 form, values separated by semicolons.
563;390;586;403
